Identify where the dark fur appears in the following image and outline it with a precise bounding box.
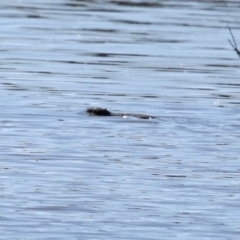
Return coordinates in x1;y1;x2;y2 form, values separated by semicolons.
87;108;111;116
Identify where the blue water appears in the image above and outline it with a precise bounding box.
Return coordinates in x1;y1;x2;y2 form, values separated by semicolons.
1;0;240;239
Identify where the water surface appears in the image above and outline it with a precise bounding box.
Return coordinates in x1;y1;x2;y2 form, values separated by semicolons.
1;0;240;239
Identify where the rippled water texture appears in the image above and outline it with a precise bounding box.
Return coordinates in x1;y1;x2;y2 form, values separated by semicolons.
1;0;240;239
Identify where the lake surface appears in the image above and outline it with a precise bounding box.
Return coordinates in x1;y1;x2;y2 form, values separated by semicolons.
1;0;240;239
